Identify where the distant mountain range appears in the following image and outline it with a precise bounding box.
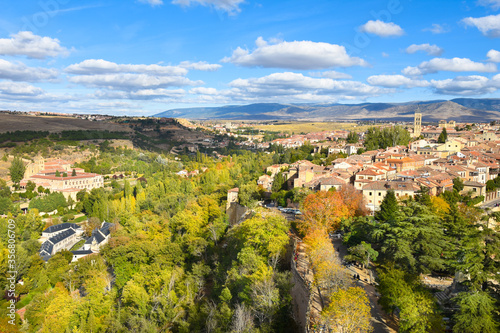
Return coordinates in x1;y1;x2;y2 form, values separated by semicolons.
154;98;500;122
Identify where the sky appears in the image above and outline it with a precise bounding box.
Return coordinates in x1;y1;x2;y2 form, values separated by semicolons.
0;0;499;116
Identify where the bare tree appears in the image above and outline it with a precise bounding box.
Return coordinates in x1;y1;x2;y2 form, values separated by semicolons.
231;303;254;333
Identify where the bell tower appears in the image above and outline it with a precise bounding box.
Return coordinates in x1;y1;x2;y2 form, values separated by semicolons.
414;108;422;138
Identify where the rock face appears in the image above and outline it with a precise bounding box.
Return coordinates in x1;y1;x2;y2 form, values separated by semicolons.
154;98;500;122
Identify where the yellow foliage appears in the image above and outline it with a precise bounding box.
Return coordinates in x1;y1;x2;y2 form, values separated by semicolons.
322;287;372;333
431;196;450;217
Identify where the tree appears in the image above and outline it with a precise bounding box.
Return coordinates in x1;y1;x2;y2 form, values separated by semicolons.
345;241;378;269
72;169;77;176
375;190;398;222
322;287;372;333
55;170;61;177
438;127;448;143
300;191;352;234
9;156;26;183
453;292;498;333
271;171;285;192
453;177;464;193
346;131;358;144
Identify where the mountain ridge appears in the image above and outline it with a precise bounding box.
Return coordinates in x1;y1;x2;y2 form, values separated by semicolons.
154;98;500;122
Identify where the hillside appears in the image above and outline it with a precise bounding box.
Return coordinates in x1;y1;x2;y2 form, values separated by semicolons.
0;113;133;133
154;98;500;122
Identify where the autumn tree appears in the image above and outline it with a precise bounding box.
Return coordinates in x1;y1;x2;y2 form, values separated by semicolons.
322;287;372;333
300;190;352;234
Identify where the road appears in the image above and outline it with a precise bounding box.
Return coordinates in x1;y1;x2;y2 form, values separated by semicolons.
480;198;500;209
331;237;398;333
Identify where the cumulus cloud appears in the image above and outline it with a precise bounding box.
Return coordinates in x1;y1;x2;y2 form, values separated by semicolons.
93;88;185;100
367;75;430;88
138;0;164;6
0;59;58;82
172;0;245;14
462;13;500;37
228;72;388;99
423;23;450;34
222;37;367;70
487;49;500;62
402;57;497;76
360;20;404;37
405;44;444;56
0;31;69;59
179;61;222;71
66;59;187;76
309;71;353;79
69;73;201;90
0;81;45;96
430;75;496;95
478;0;500;10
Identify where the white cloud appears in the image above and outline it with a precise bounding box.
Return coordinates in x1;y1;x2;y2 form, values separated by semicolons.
487;49;500;62
360;20;404;37
139;0;164;6
66;59;187;76
222;37;367;70
93;88;185;100
0;31;69;59
309;71;352;79
228;72;387;99
402;57;497;76
462;14;500;37
0;59;58;82
430;75;496;95
179;61;222;71
0;81;44;96
423;23;449;34
405;44;444;56
478;0;500;10
69;73;201;90
367;75;429;88
172;0;245;14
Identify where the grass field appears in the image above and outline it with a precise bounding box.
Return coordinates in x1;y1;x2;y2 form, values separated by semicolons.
251;122;377;134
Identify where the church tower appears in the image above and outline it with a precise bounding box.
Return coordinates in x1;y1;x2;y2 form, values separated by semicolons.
414;109;422;138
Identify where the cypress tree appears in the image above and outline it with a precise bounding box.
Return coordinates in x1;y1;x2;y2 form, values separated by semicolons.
375;190;399;222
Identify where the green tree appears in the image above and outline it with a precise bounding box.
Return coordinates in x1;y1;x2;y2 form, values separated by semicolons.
438;127;448;143
271;171;285;192
9;156;26;183
346;131;358;144
375;190;399;222
55;170;61;177
72;169;77;176
453;292;498;333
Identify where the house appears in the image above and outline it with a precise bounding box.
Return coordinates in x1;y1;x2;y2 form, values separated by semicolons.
462;181;486;198
257;174;273;192
354;169;386;190
39;223;84;260
82;222;114;253
362;180;420;214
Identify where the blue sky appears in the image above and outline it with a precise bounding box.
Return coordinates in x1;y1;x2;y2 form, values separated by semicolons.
0;0;499;115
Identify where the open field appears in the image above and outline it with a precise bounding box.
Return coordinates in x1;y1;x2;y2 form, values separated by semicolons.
250;122;377;134
0;113;133;133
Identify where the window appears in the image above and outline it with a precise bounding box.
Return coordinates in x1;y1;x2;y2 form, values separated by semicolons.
378;193;381;196
369;192;372;196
